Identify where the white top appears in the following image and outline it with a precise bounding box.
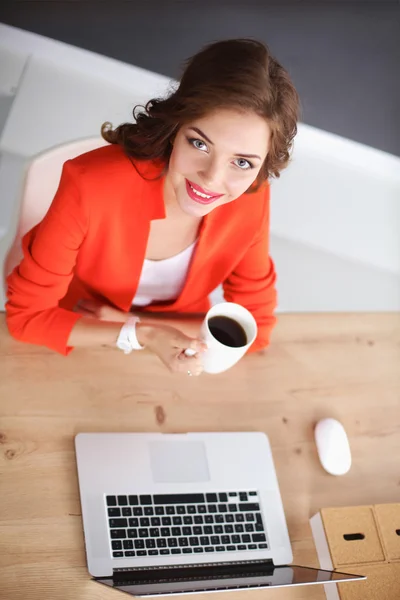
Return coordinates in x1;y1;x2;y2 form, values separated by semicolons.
132;242;197;307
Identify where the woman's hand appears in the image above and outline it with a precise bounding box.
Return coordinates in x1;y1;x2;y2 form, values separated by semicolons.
138;323;207;376
74;299;206;375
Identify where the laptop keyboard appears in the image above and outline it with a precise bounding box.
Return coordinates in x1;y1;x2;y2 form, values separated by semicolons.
106;491;268;559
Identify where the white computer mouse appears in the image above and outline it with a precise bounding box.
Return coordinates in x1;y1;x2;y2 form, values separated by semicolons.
314;418;352;476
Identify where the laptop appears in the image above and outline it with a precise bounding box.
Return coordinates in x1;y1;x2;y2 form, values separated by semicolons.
74;432;365;596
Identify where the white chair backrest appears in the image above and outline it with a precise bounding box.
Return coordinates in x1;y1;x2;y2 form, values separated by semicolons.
5;137;107;277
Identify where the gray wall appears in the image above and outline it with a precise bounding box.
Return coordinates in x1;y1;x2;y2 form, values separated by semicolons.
0;0;399;156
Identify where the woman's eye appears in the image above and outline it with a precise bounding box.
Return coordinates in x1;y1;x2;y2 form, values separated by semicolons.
189;138;208;151
234;158;253;170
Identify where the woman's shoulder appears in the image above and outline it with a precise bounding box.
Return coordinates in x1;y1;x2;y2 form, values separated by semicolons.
67;143;139;180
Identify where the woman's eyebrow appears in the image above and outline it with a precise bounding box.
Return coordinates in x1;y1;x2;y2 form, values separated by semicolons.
189;127;261;160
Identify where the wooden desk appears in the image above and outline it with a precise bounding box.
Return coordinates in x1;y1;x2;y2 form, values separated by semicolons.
1;313;399;600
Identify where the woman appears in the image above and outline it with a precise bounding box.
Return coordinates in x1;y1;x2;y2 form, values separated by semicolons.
6;38;299;376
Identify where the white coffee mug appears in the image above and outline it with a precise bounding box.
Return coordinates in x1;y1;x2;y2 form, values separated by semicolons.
187;302;257;374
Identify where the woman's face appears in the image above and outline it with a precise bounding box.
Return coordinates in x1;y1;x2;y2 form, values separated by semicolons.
165;108;271;217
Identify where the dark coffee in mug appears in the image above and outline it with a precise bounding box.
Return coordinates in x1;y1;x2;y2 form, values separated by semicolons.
208;316;247;348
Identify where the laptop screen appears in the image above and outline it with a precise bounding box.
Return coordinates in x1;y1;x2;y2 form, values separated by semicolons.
97;564;365;595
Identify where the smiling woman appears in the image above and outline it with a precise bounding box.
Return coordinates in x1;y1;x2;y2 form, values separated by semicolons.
5;39;300;375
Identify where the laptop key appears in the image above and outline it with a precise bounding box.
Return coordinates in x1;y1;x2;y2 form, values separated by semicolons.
160;549;170;555
228;492;238;497
146;539;156;548
125;551;136;557
214;526;223;534
235;524;244;533
205;546;214;552
178;538;188;547
112;541;122;550
154;494;205;505
161;528;170;536
183;517;193;525
228;505;238;513
123;540;134;549
221;536;230;544
137;550;147;556
183;548;192;553
155;507;164;515
227;546;235;551
200;536;210;545
252;533;267;543
172;527;181;536
198;505;207;514
140;495;152;505
206;493;218;503
151;517;161;527
232;535;240;544
225;525;234;534
235;514;245;522
129;495;139;505
216;546;225;552
166;507;175;515
189;537;199;546
219;493;228;502
248;544;257;550
218;504;228;513
111;529;126;539
162;517;172;526
258;543;268;549
187;506;196;514
173;517;182;525
113;551;123;558
167;538;178;548
140;518;150;527
109;518;128;528
211;536;220;545
208;505;217;513
246;513;255;522
238;544;246;550
138;529;149;538
204;526;213;535
122;507;132;516
193;527;202;535
255;523;264;532
239;492;248;502
239;503;260;512
171;548;181;554
144;507;154;516
215;516;224;524
127;529;138;538
245;524;255;532
194;547;204;553
194;516;203;525
182;527;191;536
107;496;117;507
108;508;121;517
177;506;186;514
205;516;213;524
225;515;234;523
135;540;145;549
249;491;257;496
150;528;160;537
149;550;158;556
157;539;167;548
133;507;143;516
242;534;251;543
118;496;128;506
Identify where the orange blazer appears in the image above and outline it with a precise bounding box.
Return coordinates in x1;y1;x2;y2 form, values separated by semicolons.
6;144;277;355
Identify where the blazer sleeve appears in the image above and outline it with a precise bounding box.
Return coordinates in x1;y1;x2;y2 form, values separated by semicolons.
5;160;87;355
222;186;277;353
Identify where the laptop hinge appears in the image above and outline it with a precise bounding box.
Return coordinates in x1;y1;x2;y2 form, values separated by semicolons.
111;559;275;586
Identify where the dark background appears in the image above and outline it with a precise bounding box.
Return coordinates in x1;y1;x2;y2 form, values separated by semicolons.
1;0;399;156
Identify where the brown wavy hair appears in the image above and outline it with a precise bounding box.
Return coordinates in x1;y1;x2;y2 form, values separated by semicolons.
101;38;300;190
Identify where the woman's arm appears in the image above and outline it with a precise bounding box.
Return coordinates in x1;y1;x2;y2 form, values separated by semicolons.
222;188;277;353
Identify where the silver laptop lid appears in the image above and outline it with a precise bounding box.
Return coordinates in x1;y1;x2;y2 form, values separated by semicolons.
95;560;366;596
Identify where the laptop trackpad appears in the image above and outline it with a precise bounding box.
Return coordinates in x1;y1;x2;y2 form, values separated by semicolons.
150;441;210;483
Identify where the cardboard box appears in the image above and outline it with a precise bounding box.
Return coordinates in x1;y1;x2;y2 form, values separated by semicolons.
310;503;400;600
